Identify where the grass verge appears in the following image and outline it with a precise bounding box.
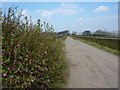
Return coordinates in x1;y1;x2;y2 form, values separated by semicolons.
72;36;120;56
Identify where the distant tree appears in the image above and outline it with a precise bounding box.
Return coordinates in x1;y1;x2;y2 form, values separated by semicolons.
94;30;105;36
82;30;91;36
72;31;77;36
94;30;111;37
105;31;112;37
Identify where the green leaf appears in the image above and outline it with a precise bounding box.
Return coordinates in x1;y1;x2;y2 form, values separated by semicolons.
10;42;13;45
14;70;18;73
25;67;28;70
18;64;23;68
4;58;10;63
31;67;34;71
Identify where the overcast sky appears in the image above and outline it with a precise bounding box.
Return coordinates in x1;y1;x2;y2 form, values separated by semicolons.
2;2;118;33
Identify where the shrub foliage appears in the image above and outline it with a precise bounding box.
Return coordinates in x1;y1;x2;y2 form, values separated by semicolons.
2;7;66;88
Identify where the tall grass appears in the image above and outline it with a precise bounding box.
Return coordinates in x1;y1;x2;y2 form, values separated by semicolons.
1;6;67;88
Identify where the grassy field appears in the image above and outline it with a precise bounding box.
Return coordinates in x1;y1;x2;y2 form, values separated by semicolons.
72;36;120;56
82;36;120;40
2;7;68;88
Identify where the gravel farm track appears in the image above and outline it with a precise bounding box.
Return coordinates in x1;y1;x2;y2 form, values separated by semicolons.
65;37;118;88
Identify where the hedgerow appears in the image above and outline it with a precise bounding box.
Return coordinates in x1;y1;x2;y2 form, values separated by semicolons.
1;6;67;88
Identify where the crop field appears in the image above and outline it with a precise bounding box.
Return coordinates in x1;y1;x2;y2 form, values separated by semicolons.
72;36;120;55
79;36;119;50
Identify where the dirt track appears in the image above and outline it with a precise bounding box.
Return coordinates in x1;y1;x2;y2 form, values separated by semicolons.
65;37;118;88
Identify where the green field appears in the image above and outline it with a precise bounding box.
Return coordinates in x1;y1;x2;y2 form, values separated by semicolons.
72;36;120;56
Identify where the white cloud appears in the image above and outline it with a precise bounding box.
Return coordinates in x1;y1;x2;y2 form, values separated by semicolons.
78;17;84;21
21;9;29;16
94;5;110;13
35;3;84;19
60;3;79;9
35;10;54;19
54;8;84;15
77;17;93;22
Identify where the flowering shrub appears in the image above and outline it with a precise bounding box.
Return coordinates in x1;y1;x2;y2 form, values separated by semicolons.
2;7;67;88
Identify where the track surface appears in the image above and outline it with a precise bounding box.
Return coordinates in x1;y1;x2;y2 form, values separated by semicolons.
65;37;118;88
